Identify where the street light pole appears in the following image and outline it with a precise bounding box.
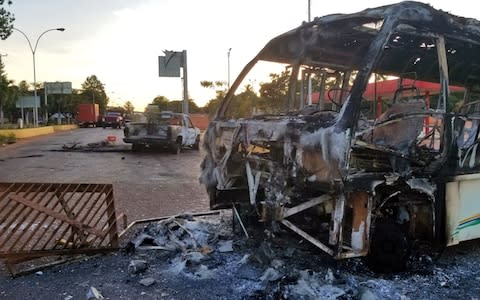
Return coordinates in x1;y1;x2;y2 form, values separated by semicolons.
13;27;65;126
307;0;313;105
227;48;232;88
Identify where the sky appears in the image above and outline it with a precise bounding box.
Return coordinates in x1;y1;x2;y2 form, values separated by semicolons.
1;0;479;111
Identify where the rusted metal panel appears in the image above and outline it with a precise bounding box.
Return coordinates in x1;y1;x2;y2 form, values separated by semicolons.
350;192;369;253
0;183;120;262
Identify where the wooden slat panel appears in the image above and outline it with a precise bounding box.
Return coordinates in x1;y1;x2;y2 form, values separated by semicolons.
0;183;120;261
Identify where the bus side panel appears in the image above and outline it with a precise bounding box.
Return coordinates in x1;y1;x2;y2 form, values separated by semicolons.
446;173;480;246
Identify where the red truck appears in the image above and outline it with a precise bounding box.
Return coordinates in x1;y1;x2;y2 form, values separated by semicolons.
100;111;124;129
77;103;100;127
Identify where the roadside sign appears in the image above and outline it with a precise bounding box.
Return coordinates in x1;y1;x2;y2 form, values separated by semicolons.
158;51;182;77
16;96;40;108
45;82;72;94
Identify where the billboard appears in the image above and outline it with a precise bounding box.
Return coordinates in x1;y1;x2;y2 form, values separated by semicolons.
45;82;72;94
16;96;40;108
158;51;182;77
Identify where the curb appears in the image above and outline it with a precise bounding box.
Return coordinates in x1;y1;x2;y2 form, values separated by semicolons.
0;125;78;139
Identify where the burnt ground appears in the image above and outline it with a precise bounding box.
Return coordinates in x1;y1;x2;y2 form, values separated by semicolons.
1;212;480;300
1;129;480;299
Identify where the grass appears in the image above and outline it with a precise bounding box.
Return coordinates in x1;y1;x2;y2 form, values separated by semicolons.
0;133;16;145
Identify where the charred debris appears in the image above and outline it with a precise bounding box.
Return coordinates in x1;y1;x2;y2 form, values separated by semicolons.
201;1;480;270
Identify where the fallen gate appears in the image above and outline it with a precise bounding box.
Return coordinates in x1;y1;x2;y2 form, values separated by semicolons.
0;183;122;274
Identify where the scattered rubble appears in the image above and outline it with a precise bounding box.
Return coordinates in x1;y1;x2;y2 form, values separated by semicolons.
138;277;156;287
86;286;104;300
217;240;234;253
128;214;232;255
128;260;148;274
260;267;282;282
58;140;130;152
2;212;480;299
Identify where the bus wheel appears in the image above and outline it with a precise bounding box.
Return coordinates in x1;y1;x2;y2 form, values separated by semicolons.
367;222;410;272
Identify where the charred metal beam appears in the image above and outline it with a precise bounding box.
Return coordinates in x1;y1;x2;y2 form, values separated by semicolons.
281;219;334;256
282;195;331;219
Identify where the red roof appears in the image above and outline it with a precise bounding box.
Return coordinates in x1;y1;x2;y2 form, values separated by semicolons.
362;78;464;99
309;78;464;103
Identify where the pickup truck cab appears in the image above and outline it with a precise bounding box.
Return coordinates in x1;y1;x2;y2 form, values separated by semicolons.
123;111;200;154
101;111;124;129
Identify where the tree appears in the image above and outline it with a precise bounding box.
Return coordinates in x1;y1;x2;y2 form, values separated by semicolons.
123;101;134;117
200;80;227;116
150;96;201;113
151;95;170;111
259;70;290;112
0;1;14;40
0;59;10;124
81;75;108;113
224;84;261;118
17;80;29;94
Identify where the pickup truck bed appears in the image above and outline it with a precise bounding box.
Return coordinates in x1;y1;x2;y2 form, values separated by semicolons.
123;112;200;154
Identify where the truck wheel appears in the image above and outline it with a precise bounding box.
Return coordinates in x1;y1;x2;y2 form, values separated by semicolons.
171;142;181;154
366;222;410;272
132;144;143;152
193;136;200;150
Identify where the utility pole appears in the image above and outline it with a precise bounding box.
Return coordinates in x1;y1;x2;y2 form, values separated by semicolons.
227;48;232;88
182;50;188;114
307;0;313;105
308;0;311;22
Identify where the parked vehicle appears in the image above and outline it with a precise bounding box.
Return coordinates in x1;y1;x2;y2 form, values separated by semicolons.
76;103;99;127
100;111;124;129
123;110;200;154
200;1;480;270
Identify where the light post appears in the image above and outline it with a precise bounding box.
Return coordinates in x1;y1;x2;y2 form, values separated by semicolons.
227;48;232;88
307;0;312;105
13;27;65;126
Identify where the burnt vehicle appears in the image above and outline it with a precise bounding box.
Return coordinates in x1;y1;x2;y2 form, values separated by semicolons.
124;109;200;154
200;1;480;269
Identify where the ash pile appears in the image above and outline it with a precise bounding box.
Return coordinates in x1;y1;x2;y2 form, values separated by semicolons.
126;213;241;280
124;213;424;299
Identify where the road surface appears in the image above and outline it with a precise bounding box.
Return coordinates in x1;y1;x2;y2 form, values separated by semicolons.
0;127;209;222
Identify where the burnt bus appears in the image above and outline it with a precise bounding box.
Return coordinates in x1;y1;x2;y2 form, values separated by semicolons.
200;1;480;269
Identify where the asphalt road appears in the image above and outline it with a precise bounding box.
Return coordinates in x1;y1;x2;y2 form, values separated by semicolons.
2;128;480;300
0;127;209;222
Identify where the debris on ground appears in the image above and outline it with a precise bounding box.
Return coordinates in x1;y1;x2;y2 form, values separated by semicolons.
2;212;480;299
86;286;104;300
128;260;148;274
138;277;156;287
260;267;282;282
128;214;231;255
217;240;233;253
59;140;130;152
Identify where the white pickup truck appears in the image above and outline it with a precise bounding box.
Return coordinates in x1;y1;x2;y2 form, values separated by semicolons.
123;111;200;154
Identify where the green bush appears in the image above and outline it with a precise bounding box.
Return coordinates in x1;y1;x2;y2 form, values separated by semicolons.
0;133;16;144
7;133;16;144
